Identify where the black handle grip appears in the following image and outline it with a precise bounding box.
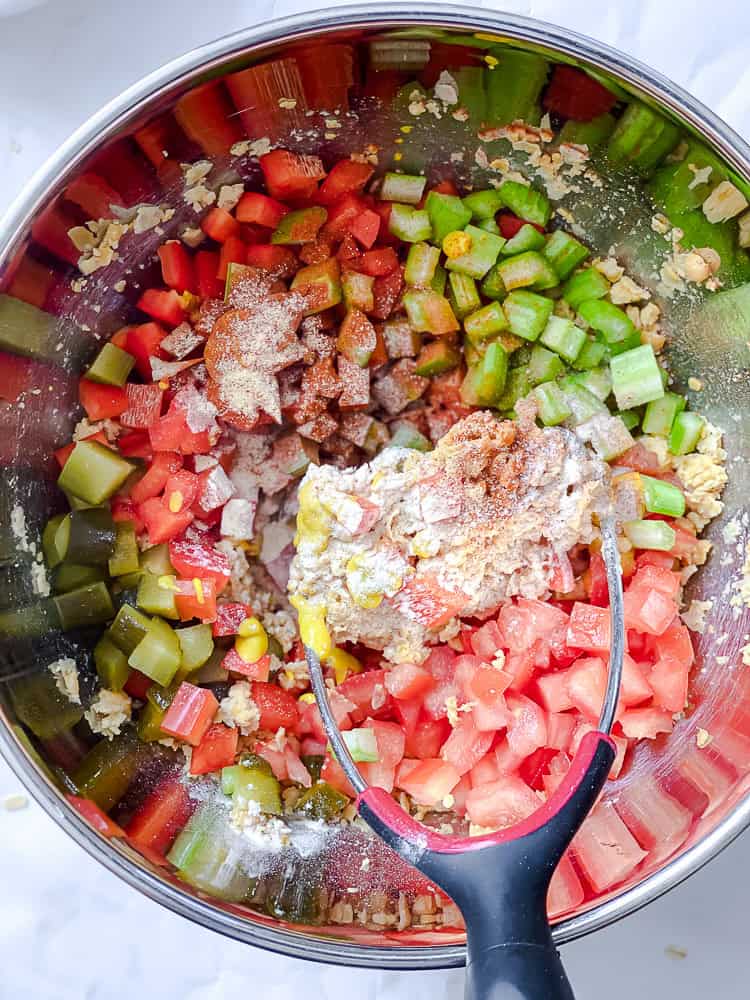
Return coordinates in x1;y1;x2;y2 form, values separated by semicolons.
465;941;574;1000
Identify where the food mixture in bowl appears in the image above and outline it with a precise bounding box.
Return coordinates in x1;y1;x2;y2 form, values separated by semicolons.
3;42;741;932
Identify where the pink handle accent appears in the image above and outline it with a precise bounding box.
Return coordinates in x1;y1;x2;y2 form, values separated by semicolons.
357;730;614;854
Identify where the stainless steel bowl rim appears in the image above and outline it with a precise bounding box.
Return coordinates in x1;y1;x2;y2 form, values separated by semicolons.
1;2;750;970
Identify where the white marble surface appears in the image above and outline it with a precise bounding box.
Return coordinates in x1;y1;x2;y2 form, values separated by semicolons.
1;1;749;996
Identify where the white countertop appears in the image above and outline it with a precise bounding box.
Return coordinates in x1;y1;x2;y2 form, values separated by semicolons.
1;1;749;997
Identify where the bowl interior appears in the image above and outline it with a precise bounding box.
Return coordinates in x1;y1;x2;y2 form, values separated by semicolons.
1;6;750;968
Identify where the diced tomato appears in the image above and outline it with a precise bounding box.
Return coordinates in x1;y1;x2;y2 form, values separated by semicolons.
619;653;653;707
363;718;406;768
518;747;561;791
110;496;144;533
628;564;681;600
565;656;607;722
125;322;167;379
337;669;390;723
137;288;186;328
350;209;381;249
498;598;569;659
469;752;501;789
614;776;692;861
236;191;289;228
259;149;326;200
636;550;677;571
543;65;618;122
158;241;196;294
493;738;525;775
623;585;676;636
358;246;399;277
200;206;240;244
78;378;128;420
169;536;229;593
548;854;585;919
618;443;665;477
658;619;694;670
244;244;298;275
470;620;504;661
161;683;218;746
252;681;299;731
619;707;674;740
149;394;212;455
670;526;702;561
392;696;421;735
138;497;194;545
117;431;153;461
649;655;689;713
370;266;404;320
572;802;648;893
317;160;374;204
536;672;575;714
222;648;271;681
506;693;547;757
124;670;153;700
67;795;125;838
465;774;541;829
321;753;357;797
190;723;239;775
566;602;611;654
130;451;182;504
396;757;461;806
585;552;609;607
384;662;435;700
672;748;734;817
390;574;467;629
125;774;195;862
440;716;494;776
359;760;397;793
193;250;223;300
406;716;451;759
217;236;247;281
545;712;577;752
121;382;164;429
172;577;217;622
212;602;251;637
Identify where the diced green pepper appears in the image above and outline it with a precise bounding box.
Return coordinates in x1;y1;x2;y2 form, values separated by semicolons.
445;225;505;279
642;392;686;437
128;616;182;686
85;342;136;387
108;603;152;655
108;521;139;577
498;180;551;227
503;290;554;341
58;441;133;507
610;344;665;409
562;268;610;309
270;206;327;245
137;571;179;620
54;581;114;630
527;344;565;385
462;189;505;220
496;251;558;291
668;411;706;455
464;301;508;344
94;634;130;691
426;191;472;244
388;203;432;243
53;563;106;593
501;223;546;256
387;421;433;452
380;172;427;205
414;341;461;376
539;315;586;363
642;476;686;517
447;272;481;318
404;242;441;287
176;623;214;672
543;230;589;280
623;519;676;551
533;382;572;426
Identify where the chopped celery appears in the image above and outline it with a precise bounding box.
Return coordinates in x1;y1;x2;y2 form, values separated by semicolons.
642;392;686;436
340;727;379;763
480;264;507;301
452;65;488;128
54;582;114;630
177;623;215;672
73;735;147;811
501;223;546;256
382;320;421;358
431;263;447;296
668;411;706;455
0;294;79;362
387;422;432;451
562;268;610;309
558;377;608;425
341;270;375;312
445;225;505;279
108;603;152;655
464;301;508;343
85;342;135;387
137;572;179;620
448;272;481;318
624;519;676;551
633;120;681;173
128;616;182;686
570;338;607;371
642;476;686;517
610;344;665;409
543;230;589;280
58;441;133;507
462;189;505;220
485;49;548;127
94;634;130;691
495;367;531;410
496;251;558;291
168;804;255;901
649;139;728;217
404;242;441;287
108;521;139;577
380;172;427;205
503;290;554;341
579;299;640;355
42;513;68;569
477;217;502;236
139;544;174;577
402;289;459;333
527;344;565;385
459;341;508;406
559;113;616;147
575;413;634;461
568;366;612;402
540;315;586;363
388;203;432;243
222;762;282;814
533;382;572;426
426;191;472;244
498;180;551;227
9;671;83;739
617;410;641;432
270;206;327;245
608;103;673;168
53;563;105;593
414;341;461;376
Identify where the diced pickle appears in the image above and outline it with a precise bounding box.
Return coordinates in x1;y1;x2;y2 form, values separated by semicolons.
294;781;348;821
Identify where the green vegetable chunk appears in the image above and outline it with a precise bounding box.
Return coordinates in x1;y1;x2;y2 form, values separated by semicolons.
445;225;505;279
641;475;686;517
271;206;327;245
128;617;182;686
498;180;551;227
496;251;557;291
58;441;133;507
176;623;215;672
85;342;136;387
380;172;427;205
388;204;432;243
532;382;572;426
539;315;586;363
54;581;114;630
543;230;589;280
94;634;130;691
464;301;509;344
426;191;472;244
503;290;554;341
623;519;676;551
668;411;706;455
610;344;665;409
562;268;610;309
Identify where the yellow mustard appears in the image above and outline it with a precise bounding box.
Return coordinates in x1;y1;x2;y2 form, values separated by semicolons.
326;647;363;685
295;479;332;553
290;595;332;660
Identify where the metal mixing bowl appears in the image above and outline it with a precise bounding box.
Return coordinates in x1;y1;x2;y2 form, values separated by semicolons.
1;3;750;970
